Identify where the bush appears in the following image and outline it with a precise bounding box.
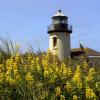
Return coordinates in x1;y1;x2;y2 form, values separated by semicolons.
0;50;99;100
0;37;99;100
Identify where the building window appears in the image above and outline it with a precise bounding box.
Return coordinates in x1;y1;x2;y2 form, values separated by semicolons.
53;37;57;47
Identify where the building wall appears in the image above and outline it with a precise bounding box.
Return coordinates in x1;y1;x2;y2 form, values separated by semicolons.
49;33;58;55
58;32;70;60
49;32;71;60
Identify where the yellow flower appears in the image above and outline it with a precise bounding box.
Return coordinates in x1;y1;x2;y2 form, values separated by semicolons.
15;53;20;62
13;62;17;70
31;60;34;64
85;68;96;82
67;67;72;76
44;70;49;77
65;82;72;92
6;70;11;76
6;58;13;67
55;66;59;73
95;81;100;89
72;67;81;83
72;65;83;89
60;62;68;76
56;86;61;96
83;61;88;69
60;95;65;100
73;95;78;100
14;70;18;76
89;68;96;75
86;86;96;99
6;76;16;85
26;72;33;82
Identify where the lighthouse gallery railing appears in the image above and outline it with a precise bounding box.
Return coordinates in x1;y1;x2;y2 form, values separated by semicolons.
47;24;72;33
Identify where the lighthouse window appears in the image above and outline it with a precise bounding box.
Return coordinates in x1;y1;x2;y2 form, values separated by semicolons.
53;37;57;47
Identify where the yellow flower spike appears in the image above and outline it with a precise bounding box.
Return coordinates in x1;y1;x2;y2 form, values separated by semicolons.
65;82;72;92
15;57;19;62
31;60;34;64
72;65;83;89
73;95;78;100
44;70;49;77
26;72;33;82
60;62;68;76
83;61;88;69
60;95;65;100
89;68;96;75
6;70;11;76
8;58;13;65
6;66;12;71
6;59;12;68
13;62;17;70
67;68;72;76
55;86;61;96
49;68;53;74
85;68;96;82
77;83;83;89
14;70;18;76
61;62;66;68
6;76;16;85
55;66;59;73
86;86;96;99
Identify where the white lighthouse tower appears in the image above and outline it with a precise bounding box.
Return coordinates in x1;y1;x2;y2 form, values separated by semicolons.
47;10;72;60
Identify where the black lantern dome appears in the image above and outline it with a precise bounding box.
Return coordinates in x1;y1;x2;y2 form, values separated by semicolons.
48;10;72;33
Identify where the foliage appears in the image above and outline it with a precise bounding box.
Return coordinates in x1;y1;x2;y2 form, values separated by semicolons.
0;38;100;100
0;51;99;100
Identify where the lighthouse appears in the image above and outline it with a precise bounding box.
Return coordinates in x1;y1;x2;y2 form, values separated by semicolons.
47;10;72;60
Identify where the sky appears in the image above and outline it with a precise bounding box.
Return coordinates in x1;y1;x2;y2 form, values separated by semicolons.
0;0;100;52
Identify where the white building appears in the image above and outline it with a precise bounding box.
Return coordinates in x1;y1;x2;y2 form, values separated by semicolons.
47;10;72;60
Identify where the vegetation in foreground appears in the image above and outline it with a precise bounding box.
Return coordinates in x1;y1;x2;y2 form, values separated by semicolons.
0;37;100;100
